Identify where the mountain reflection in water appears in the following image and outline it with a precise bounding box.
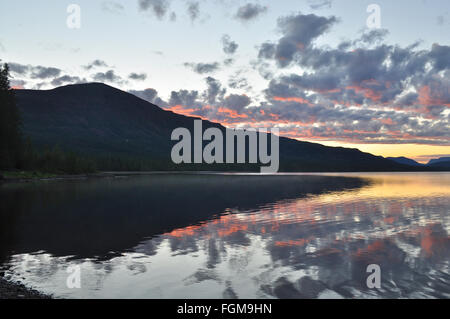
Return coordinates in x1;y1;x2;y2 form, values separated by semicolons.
0;173;449;298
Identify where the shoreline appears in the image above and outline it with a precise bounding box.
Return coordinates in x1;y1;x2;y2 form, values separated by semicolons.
0;277;51;299
0;171;119;184
1;170;449;184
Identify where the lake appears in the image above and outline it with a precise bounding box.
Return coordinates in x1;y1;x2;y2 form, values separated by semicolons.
0;172;449;298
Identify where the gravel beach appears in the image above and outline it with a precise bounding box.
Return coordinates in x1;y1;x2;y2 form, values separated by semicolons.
0;278;51;299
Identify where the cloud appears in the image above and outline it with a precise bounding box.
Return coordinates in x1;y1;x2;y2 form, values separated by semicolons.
127;68;448;146
429;43;450;71
101;1;124;14
92;70;123;83
128;72;147;80
258;13;338;67
124;11;449;147
7;63;87;88
251;60;274;80
222;94;251;111
187;1;200;22
8;62;29;75
308;0;332;10
128;88;168;107
169;89;200;107
222;34;238;55
30;66;61;79
228;76;250;90
129;77;250;122
228;69;251;90
8;63;62;79
184;62;220;74
83;60;109;70
51;75;85;86
203;76;226;104
251;24;449;145
138;0;170;19
235;3;267;22
355;29;389;46
157;9;449;146
130;88;158;102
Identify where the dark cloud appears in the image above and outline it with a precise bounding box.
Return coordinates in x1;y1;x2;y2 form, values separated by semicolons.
184;62;220;74
169;89;200;107
83;60;109;70
129;88;168;107
259;13;338;67
222;34;238;55
394;92;419;107
356;29;389;46
30;66;61;79
138;0;170;19
235;3;267;22
92;70;123;83
222;94;251;111
429;43;450;71
187;2;200;22
51;75;84;86
8;62;29;75
257;43;275;60
203;76;226;104
8;63;61;79
128;72;147;81
130;88;158;102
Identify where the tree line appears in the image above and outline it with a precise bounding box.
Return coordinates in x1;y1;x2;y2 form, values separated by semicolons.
0;62;95;174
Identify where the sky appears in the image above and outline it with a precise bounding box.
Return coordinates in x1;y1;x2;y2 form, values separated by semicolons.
1;0;449;163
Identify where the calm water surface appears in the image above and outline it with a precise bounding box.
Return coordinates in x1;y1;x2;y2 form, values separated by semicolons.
0;173;449;298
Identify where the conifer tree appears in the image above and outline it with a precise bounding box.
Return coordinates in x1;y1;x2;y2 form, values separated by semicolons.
0;62;22;169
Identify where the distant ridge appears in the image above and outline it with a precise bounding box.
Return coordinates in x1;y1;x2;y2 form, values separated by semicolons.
386;157;424;167
13;83;444;172
428;157;450;165
427;157;450;169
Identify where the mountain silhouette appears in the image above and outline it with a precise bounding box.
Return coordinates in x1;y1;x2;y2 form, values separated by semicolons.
13;83;437;172
386;157;424;167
